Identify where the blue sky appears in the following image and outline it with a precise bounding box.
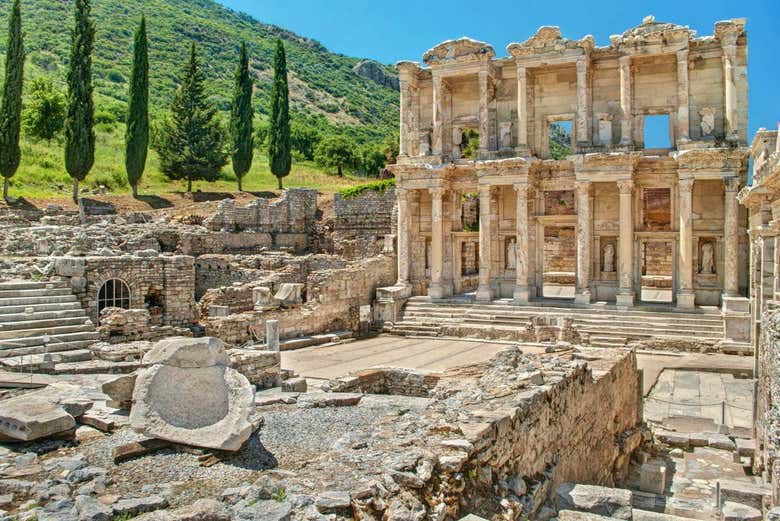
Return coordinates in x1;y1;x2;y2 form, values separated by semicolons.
218;0;778;141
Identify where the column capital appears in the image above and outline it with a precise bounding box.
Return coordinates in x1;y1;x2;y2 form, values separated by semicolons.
513;182;530;195
619;55;631;68
616;179;634;194
428;187;445;199
678;178;695;193
676;49;689;62
724;177;740;192
576;55;588;72
576;180;592;193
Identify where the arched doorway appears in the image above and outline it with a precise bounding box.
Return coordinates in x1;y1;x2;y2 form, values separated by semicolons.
97;279;131;322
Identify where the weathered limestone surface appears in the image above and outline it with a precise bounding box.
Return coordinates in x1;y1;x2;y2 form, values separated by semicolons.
130;337;255;451
0;390;76;441
556;483;633;519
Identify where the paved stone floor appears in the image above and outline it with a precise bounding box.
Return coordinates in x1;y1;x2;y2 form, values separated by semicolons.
281;336;541;380
644;369;754;431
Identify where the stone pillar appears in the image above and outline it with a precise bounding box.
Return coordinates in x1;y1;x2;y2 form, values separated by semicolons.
428;188;445;299
478;70;489;156
396;188;410;285
516;65;528;149
723;177;740;296
513;183;530;304
476;185;493;302
677;178;695;309
617;180;635;307
399;79;411;157
676;49;690;142
722;42;738;141
432;74;444;156
266;319;279;352
575;181;592;304
575;56;589;147
619;56;632;146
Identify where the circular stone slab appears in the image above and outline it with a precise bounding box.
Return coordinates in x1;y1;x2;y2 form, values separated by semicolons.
142;336;230;369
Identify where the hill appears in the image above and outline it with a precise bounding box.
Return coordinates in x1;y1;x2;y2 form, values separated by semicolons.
0;0;400;142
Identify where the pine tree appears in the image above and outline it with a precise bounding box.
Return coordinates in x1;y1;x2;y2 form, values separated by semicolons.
230;41;253;192
154;43;228;193
268;39;290;190
125;16;149;198
0;0;24;201
64;0;95;203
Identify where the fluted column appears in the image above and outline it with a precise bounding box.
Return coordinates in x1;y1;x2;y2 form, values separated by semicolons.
616;180;635;307
478;70;489;156
476;185;493;302
399;79;411;157
575;181;592;304
676;49;690;142
619;56;632;146
516;65;528;150
396;188;410;285
722;42;738;141
513;183;530;304
432;74;444;156
723;177;740;297
677;178;695;309
576;56;589;147
428;187;445;299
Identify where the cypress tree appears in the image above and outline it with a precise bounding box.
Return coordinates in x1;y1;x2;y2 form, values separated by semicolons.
229;41;253;192
268;39;290;190
125;16;149;198
0;0;24;201
154;43;228;193
64;0;95;203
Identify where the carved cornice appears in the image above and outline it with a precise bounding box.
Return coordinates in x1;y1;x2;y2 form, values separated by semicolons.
674;147;748;174
423;37;495;66
507;26;594;59
616;180;635;194
609;16;695;52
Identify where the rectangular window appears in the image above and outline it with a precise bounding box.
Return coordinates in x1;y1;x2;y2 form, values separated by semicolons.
643;114;671;149
549;121;572;159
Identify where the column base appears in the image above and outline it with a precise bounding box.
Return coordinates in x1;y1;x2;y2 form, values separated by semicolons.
574;289;592;306
476;284;493;302
616;290;635;308
676;290;696;310
722;295;749;314
513;285;529;305
428;282;445;300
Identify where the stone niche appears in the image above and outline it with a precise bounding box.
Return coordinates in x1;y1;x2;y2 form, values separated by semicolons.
599;238;618;281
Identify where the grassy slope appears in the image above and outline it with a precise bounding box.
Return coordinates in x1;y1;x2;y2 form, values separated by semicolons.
0;0;399;199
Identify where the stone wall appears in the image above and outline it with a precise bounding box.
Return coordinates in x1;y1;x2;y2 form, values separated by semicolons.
333;188;397;258
53;254;197;326
205;255;396;344
330;367;442;397
757;305;780;503
204;189;317;235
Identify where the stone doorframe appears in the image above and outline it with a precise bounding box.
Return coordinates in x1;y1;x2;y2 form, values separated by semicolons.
535;214;578;299
634;233;678;305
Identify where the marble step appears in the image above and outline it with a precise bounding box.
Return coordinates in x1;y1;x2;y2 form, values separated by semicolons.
0;302;84;315
0;339;99;358
0;316;92;333
0;349;94;372
0;309;88;323
0;323;95;341
0;280;69;291
0;287;73;299
0;294;79;307
0;330;101;350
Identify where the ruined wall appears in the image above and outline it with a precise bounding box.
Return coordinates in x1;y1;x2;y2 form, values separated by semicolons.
333;188;397;258
205;255;396;344
758;306;780;503
204;189;317;233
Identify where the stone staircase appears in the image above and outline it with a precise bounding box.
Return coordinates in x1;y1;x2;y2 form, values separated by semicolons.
0;280;99;363
386;296;728;348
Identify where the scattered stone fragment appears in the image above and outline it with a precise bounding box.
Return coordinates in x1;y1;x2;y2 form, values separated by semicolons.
558;511;624;520
101;373;137;409
231;498;292;521
721;501;762;521
112;495;168;517
75;494;113;521
0;391;75;441
132;499;230;520
556;483;633;520
112;438;172;464
281;377;307;393
75;425;104;443
297;392;362;409
315;491;351;513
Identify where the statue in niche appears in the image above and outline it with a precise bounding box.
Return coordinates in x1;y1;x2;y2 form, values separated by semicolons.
499;122;513;150
700;242;715;274
699;107;716;137
603;243;615;273
451;127;463;159
418;131;431;156
506;237;516;270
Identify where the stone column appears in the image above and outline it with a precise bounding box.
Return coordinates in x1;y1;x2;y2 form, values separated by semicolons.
723;177;740;296
432;74;444;156
619;56;632;146
396;188;410;285
617;180;635;307
399;79;411;157
513;183;530;304
722;42;738;141
478;70;489;156
266;320;279;352
428;188;445;299
575;181;592;304
677;178;695;309
676;49;690;142
516;65;528;149
476;185;493;301
576;56;589;147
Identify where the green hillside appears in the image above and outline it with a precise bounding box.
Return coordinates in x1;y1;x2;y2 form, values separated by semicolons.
0;0;401;198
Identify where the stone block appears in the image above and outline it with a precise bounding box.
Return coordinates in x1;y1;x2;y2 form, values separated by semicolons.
281;377;307;393
297;393;362;409
721;501;762;521
718;479;771;511
101;373;136;408
708;433;736;451
54;257;85;277
556;483;633;520
0;391;75;442
639;461;667;495
558;511;624;520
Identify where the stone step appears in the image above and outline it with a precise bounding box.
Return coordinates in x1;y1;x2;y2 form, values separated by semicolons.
0;302;84;315
0;316;91;333
0;308;88;324
404;309;725;326
0;294;79;307
0;339;99;358
0;330;101;350
0;349;94;372
0;323;95;341
0;287;73;299
0;280;69;291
